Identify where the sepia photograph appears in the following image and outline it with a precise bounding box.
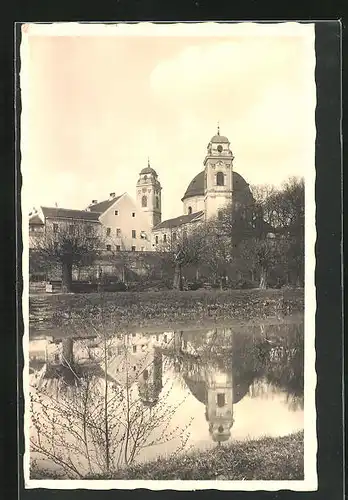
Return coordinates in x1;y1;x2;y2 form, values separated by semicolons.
20;21;317;491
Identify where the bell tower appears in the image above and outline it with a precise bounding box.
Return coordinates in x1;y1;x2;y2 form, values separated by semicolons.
204;125;234;220
136;159;162;228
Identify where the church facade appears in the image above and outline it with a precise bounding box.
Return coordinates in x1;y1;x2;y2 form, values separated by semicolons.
29;128;253;253
152;128;253;249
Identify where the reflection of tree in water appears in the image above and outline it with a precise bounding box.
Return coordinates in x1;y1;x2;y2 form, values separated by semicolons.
167;322;304;442
30;335;191;478
262;323;304;410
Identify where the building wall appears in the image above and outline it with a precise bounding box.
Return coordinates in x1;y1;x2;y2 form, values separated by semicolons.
182;195;205;215
99;194;153;252
152;220;203;251
43;217;102;237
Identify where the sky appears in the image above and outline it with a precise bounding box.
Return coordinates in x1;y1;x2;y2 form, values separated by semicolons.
20;23;316;221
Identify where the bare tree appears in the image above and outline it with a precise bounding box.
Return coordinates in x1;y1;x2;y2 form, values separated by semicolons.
29;298;193;478
32;222;102;292
238;236;290;289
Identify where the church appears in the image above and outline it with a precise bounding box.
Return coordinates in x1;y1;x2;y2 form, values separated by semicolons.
29;127;253;253
152;126;253;248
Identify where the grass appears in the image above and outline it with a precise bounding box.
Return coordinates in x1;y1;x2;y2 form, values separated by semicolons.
31;431;304;481
29;288;304;337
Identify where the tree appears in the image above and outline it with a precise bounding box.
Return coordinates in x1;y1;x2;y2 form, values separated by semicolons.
247;177;304;287
33;222;102;292
159;225;208;290
29;297;193;478
238;236;290;289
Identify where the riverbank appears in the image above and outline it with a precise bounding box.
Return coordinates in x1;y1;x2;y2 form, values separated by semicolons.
31;431;304;481
29;288;304;336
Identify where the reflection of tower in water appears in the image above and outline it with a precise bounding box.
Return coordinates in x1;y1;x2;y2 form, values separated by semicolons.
137;348;163;408
180;328;254;443
206;367;234;443
183;362;236;443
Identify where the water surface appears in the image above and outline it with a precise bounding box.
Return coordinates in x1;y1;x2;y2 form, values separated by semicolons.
28;318;304;477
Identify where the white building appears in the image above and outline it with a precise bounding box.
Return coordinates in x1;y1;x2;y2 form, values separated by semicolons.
29;128;254;253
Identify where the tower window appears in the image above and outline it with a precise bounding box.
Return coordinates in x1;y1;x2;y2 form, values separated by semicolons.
132;230;136;239
156;196;159;209
144;175;147;181
217;145;223;153
106;227;111;236
155;235;158;244
53;223;58;233
216;171;225;186
114;210;119;215
218;425;224;433
133;345;137;353
172;232;177;242
142;195;147;207
217;393;225;407
188;206;193;214
163;234;167;243
143;369;149;380
132;212;136;217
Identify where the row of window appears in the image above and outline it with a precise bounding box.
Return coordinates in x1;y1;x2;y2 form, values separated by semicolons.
106;244;138;252
106;228;146;239
114;210;136;217
154;232;177;245
52;223;93;234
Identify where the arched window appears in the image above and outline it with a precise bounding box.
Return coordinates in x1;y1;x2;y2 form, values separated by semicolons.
142;195;147;207
216;171;224;186
188;206;192;214
217;393;225;407
143;369;149;380
156;196;159;209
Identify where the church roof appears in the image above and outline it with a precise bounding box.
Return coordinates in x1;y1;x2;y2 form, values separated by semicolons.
153;210;204;231
29;214;44;225
210;134;229;143
182;170;251;201
183;372;254;405
140;166;157;176
41;206;101;222
88;195;122;214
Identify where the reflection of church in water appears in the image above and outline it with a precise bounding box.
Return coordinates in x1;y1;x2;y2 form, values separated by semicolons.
173;329;254;443
29;328;256;442
29;332;171;409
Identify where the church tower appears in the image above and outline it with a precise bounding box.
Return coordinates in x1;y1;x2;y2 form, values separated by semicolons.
204;126;234;220
206;366;234;443
136;159;162;229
